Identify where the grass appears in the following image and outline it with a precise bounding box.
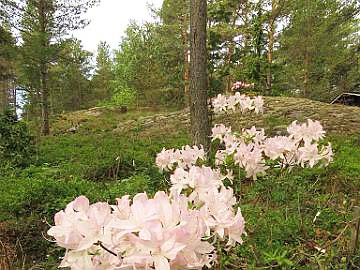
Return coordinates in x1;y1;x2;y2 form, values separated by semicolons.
1;99;360;269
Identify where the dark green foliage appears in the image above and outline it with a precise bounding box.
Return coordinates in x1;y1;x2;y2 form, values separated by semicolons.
277;0;360;100
35;133;182;183
91;41;114;104
0;24;17;112
0;109;35;167
49;39;94;113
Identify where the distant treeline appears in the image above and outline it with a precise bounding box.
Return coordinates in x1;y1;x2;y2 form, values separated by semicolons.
0;0;359;134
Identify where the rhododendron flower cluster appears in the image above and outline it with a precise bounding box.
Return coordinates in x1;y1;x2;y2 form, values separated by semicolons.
49;161;245;270
212;92;264;114
231;81;254;90
48;192;224;270
155;145;205;171
159;99;332;180
210;120;333;179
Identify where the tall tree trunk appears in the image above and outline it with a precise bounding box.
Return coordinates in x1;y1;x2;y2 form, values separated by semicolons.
225;44;234;94
224;12;239;94
39;0;50;135
190;0;210;152
181;14;190;105
11;80;16;113
267;0;282;94
266;28;273;93
303;49;310;98
266;2;276;94
0;82;6;112
41;67;50;135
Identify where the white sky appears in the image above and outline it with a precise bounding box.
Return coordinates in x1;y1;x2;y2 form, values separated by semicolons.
73;0;164;53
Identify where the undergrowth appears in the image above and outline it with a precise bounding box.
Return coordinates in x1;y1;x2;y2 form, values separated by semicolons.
0;105;359;269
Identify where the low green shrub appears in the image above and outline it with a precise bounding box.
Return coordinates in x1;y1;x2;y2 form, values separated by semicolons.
0;109;35;168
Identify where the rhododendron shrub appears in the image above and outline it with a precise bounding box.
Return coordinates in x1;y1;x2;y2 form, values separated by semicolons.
209;120;332;179
212;92;264;114
48;172;244;269
48;92;333;270
49;192;224;270
159;93;333;180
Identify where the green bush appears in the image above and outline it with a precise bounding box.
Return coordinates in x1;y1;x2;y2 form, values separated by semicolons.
111;87;137;107
0;109;35;168
144;87;184;107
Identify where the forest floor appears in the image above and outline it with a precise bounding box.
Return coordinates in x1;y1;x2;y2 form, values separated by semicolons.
1;96;360;270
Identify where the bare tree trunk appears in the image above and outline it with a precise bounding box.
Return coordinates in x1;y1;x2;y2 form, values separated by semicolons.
267;0;280;94
181;14;190;105
41;67;50;135
224;13;238;94
225;45;234;94
303;49;310;98
267;3;275;94
190;0;210;152
0;82;6;112
39;0;50;135
10;78;16;113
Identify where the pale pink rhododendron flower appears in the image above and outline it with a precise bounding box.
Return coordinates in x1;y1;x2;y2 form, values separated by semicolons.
253;96;264;114
263;136;297;160
156;145;205;171
243;126;266;145
215;150;226;166
287;119;325;145
48;196;112;251
208;120;333;179
320;143;333;166
49;191;229;270
212;92;263;114
227;94;239;111
211;124;231;142
199;187;245;243
298;143;323;168
234;143;269;180
238;95;254;113
170;166;224;198
223;133;241;155
213;94;228;113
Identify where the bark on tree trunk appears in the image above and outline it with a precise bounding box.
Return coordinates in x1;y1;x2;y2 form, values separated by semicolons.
266;0;277;94
41;68;50;135
267;21;274;93
39;0;50;135
189;0;210;152
225;15;237;94
225;45;234;94
181;16;190;105
303;49;310;98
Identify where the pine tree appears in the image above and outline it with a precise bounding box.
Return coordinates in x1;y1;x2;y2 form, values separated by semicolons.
49;39;93;113
0;24;17;113
4;0;99;135
278;0;359;100
159;0;190;104
92;41;113;103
